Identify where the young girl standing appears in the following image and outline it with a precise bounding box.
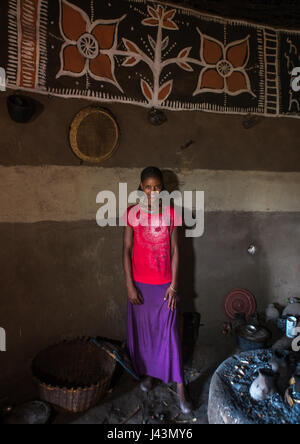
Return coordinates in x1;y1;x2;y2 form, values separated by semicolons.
122;166;192;413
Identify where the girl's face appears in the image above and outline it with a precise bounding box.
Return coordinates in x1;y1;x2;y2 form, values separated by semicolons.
140;176;163;205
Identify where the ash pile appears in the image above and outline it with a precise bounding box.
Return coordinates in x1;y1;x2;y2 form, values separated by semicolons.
216;349;300;424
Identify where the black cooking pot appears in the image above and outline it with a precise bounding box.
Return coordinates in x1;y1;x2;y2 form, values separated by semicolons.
236;334;267;351
236;324;271;352
7;94;36;123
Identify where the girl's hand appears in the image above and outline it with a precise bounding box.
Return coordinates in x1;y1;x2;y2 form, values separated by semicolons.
164;286;177;311
127;285;143;305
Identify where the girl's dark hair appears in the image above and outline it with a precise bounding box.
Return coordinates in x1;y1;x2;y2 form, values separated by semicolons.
137;166;166;191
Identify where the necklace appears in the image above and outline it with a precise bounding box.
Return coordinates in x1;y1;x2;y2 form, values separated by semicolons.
139;202;162;214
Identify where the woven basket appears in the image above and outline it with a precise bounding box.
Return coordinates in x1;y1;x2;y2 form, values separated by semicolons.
69;106;119;164
32;338;116;413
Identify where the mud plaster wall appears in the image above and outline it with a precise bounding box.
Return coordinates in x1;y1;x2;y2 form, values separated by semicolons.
0;88;300;401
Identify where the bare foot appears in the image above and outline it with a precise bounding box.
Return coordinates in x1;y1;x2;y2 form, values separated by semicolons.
177;382;193;414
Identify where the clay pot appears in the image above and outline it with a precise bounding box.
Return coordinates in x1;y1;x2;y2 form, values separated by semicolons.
7;94;35;123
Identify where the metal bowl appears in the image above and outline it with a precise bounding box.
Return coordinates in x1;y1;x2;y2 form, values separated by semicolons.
245;324;258;335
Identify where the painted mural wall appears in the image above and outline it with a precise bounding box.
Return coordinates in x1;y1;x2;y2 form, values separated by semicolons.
3;0;300;117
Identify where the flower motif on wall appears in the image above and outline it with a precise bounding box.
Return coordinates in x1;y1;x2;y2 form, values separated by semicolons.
193;30;255;97
142;5;179;30
56;0;126;91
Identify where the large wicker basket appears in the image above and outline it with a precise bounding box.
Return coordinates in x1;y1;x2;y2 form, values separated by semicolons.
32;338;116;413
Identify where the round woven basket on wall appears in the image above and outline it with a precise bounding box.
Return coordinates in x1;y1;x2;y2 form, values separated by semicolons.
32;338;116;413
69;106;119;164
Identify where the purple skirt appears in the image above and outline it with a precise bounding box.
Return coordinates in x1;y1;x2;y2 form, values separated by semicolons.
126;281;184;384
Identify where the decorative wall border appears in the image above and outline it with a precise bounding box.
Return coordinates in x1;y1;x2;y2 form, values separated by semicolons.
5;0;300;118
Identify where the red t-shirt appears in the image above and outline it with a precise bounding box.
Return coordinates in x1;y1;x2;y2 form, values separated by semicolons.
122;204;182;285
